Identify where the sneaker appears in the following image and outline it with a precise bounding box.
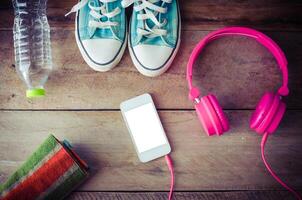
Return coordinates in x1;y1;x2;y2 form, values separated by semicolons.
66;0;127;72
122;0;181;77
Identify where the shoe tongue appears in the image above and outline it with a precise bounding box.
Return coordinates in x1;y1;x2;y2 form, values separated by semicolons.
106;1;120;38
139;1;165;43
88;0;120;39
88;0;100;38
145;1;162;27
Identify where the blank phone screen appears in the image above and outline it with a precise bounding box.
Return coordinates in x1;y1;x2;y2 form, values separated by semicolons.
124;103;167;153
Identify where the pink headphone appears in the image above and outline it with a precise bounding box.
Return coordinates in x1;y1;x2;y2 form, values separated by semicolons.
186;27;301;199
187;27;289;136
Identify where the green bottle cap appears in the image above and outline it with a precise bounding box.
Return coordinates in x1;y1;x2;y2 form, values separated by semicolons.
26;88;45;98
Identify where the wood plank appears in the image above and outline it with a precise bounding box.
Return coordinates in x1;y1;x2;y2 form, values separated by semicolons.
1;0;302;31
1;111;301;191
1;30;301;109
68;191;301;200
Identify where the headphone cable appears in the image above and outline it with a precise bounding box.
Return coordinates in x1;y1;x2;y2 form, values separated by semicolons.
165;154;174;200
261;132;301;200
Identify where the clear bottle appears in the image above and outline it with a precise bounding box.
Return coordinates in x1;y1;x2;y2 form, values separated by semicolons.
13;0;52;98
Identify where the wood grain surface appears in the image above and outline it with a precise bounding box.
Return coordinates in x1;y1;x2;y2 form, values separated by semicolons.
1;0;302;31
0;0;301;199
69;191;301;200
1;111;301;191
1;30;302;109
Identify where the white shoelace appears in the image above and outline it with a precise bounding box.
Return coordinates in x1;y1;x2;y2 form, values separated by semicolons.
66;0;121;29
122;0;172;38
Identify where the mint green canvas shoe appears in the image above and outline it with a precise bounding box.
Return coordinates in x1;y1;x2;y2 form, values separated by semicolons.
66;0;127;72
122;0;181;77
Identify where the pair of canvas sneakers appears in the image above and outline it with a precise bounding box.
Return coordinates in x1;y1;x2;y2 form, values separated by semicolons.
66;0;181;77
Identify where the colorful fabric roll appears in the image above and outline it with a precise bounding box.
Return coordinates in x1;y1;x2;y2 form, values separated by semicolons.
0;134;89;200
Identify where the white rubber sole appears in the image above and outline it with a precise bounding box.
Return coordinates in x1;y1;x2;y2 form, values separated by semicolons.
128;13;181;77
75;12;127;72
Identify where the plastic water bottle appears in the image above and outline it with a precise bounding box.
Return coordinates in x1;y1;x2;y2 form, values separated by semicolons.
13;0;52;98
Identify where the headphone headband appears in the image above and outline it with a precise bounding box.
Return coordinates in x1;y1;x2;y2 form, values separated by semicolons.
187;27;289;101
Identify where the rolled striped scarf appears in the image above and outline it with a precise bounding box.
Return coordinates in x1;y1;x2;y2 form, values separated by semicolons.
0;135;89;200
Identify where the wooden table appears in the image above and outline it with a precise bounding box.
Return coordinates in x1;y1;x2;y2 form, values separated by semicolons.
1;1;302;199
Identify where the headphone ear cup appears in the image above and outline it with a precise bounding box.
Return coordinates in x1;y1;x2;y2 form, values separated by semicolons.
266;101;286;133
195;102;215;136
250;92;274;130
250;92;285;134
194;95;228;136
207;95;229;133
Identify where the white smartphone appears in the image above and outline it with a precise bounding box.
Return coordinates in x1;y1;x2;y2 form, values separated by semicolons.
120;93;171;163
